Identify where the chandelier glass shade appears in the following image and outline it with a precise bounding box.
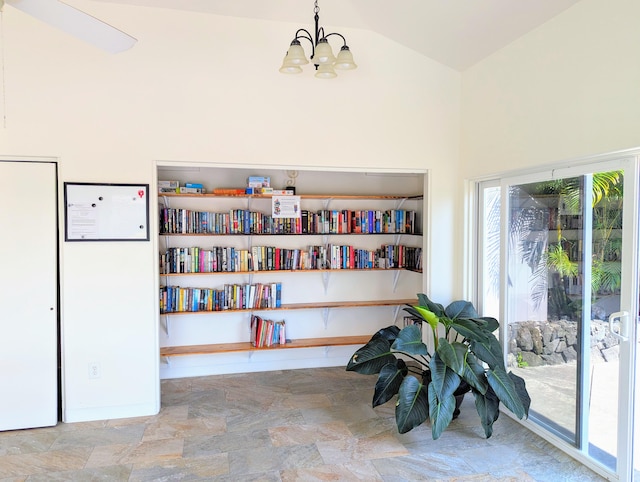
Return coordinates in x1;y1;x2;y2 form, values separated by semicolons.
279;1;357;79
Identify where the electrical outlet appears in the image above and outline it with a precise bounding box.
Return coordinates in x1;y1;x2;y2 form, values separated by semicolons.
88;362;101;379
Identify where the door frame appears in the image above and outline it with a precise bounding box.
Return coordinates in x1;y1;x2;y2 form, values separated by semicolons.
467;149;639;480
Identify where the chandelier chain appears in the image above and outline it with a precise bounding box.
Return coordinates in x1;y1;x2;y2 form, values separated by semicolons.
314;0;319;15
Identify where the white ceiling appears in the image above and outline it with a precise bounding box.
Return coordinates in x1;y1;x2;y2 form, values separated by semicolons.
96;0;582;70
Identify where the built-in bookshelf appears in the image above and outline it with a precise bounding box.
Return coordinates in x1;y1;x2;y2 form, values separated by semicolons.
157;167;426;378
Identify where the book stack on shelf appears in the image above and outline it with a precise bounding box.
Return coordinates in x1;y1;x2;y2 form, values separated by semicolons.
159;207;418;235
160;282;281;313
159;244;422;273
251;315;287;348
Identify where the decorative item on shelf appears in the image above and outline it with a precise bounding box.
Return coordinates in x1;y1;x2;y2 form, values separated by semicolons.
279;1;357;79
285;170;298;194
346;293;531;440
158;180;179;193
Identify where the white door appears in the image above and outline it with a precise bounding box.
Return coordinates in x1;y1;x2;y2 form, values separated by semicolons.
0;161;58;430
477;153;638;480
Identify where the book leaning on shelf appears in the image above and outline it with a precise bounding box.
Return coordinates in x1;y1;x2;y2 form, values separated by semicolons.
251;315;287;348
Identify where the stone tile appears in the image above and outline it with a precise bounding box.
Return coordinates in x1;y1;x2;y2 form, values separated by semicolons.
371;452;477;480
226;408;306;434
347;416;398;438
84;438;184;468
228;443;323;476
316;433;409;464
461;444;522;473
214;471;282;482
182;429;271;458
0;430;58;455
49;424;146;450
129;453;228;481
269;421;352;447
268;393;333;410
160;377;193;394
25;464;133;481
301;403;379;425
142;416;226;442
280;460;384;481
0;448;91;478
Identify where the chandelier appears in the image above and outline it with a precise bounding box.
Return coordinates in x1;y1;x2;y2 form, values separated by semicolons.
279;1;357;79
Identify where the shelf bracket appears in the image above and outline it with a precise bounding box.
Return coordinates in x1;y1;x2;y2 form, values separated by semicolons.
395;198;407;210
392;305;403;323
322;307;330;328
161;355;171;366
392;270;401;293
321;271;331;294
322;198;333;210
161;315;170;337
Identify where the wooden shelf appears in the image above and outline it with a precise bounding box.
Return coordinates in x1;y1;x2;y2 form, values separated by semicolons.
160;298;417;315
160;335;371;357
159;192;423;201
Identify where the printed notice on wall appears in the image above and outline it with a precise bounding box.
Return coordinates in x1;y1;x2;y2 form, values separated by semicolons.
64;183;150;241
272;195;301;218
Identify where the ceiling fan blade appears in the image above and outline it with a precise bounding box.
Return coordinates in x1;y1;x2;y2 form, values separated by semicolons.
6;0;136;53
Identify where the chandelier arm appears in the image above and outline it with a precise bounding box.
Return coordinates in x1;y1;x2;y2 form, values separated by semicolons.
322;32;348;47
293;29;315;58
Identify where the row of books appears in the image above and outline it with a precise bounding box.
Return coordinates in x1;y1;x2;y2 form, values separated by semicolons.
160;244;423;273
159;282;282;313
159;208;418;235
250;315;287;348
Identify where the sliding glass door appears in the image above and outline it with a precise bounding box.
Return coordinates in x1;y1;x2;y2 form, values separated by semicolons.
477;155;638;480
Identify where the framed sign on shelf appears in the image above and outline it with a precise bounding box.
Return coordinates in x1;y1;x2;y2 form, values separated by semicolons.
64;182;150;241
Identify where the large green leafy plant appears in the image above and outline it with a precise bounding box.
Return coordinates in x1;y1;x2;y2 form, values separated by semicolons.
346;293;531;439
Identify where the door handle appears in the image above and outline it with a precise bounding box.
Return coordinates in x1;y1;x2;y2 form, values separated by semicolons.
608;310;629;341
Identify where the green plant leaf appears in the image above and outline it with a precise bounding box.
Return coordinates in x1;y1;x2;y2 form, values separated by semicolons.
405;306;439;332
429;352;461;399
508;372;531;418
373;360;408;408
370;325;400;343
461;353;488;395
472;386;500;438
445;300;478;320
417;293;445;317
395;375;430;434
487;368;526;419
473;316;500;333
346;338;397;375
449;318;491;343
428;383;456;440
469;335;504;370
391;324;429;355
436;339;468;376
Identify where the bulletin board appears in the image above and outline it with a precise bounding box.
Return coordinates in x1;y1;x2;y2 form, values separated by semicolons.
64;182;150;241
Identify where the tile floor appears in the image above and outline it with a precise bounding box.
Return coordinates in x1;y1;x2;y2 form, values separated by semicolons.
0;367;606;481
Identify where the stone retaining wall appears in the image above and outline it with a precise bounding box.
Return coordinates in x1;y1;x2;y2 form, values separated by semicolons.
507;319;619;368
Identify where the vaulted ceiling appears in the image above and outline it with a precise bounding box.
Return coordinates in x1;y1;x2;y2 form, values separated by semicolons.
97;0;582;70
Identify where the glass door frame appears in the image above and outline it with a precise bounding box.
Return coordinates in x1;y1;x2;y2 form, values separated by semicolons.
471;152;639;481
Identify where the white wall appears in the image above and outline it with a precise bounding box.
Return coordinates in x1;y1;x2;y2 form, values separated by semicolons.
461;0;640;176
0;2;461;421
